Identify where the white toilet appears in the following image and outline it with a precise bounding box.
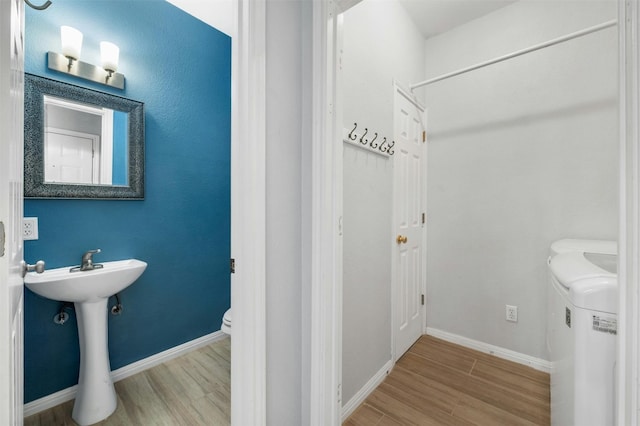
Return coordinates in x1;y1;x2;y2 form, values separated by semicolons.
221;308;232;335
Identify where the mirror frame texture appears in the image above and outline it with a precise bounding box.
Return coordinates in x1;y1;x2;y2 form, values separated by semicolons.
24;73;145;199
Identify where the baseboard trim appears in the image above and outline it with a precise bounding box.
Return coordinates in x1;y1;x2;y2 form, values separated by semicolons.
426;327;551;373
341;359;393;422
23;385;78;419
24;330;227;417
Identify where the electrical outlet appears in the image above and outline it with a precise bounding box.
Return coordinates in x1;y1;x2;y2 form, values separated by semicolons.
506;305;518;322
23;217;39;241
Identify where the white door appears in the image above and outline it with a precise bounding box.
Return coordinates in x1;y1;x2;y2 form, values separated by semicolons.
392;85;426;361
45;129;100;184
0;0;25;424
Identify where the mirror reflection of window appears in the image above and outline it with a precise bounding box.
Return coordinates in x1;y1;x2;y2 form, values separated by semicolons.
43;95;128;186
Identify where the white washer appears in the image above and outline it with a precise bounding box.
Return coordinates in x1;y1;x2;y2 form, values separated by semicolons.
547;239;617;426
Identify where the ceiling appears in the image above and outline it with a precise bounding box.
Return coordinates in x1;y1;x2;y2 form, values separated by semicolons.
397;0;516;39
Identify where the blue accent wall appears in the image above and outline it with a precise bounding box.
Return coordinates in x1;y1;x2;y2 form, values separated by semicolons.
112;111;127;185
24;0;231;403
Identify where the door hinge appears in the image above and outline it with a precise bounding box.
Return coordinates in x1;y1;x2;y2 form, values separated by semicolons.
230;258;235;274
422;213;426;224
422;131;426;143
421;294;425;305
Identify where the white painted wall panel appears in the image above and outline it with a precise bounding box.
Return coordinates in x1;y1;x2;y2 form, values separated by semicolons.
265;1;303;424
342;145;392;403
422;0;618;360
341;0;424;405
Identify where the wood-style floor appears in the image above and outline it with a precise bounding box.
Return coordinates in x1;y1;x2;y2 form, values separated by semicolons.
344;335;550;426
25;334;548;426
24;336;230;426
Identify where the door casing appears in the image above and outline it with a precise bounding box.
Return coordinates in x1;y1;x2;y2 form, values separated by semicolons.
0;0;25;424
315;1;640;425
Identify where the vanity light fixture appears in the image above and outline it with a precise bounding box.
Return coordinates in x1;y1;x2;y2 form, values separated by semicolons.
48;26;125;90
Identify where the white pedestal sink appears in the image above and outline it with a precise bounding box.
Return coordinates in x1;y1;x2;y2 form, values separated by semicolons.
24;259;147;426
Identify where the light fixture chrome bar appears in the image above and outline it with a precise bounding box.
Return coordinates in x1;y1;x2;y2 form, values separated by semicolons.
47;51;125;90
411;19;617;91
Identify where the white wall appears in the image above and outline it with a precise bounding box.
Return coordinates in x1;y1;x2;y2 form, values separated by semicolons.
341;0;424;404
265;0;306;423
421;0;618;359
165;0;234;37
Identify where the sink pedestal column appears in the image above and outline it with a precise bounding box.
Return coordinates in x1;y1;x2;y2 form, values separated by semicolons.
72;298;117;426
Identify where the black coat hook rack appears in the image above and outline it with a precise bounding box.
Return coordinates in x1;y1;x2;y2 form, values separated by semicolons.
343;122;394;157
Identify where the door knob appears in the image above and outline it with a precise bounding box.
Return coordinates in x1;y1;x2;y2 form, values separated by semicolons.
21;260;45;278
396;235;408;244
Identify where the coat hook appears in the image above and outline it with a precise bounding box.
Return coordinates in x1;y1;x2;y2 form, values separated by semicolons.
387;140;395;155
359;128;368;145
379;137;388;152
24;0;52;10
369;133;378;149
348;122;358;140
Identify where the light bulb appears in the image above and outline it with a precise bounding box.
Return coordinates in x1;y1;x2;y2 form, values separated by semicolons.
60;26;83;60
100;41;119;73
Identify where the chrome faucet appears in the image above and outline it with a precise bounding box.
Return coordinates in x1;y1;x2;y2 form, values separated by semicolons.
70;249;104;272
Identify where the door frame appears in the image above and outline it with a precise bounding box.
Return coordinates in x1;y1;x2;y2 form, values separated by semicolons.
234;2;345;422
230;0;267;424
391;83;427;363
313;1;640;425
617;0;639;424
0;0;24;424
309;1;343;424
233;1;346;423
